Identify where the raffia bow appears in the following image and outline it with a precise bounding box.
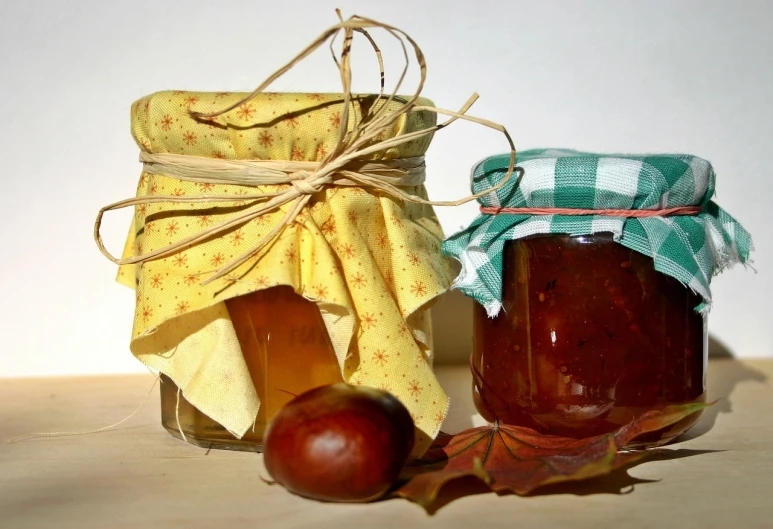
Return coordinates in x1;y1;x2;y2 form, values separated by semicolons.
94;11;517;285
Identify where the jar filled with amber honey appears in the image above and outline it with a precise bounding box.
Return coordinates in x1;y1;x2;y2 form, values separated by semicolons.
444;149;752;446
103;90;456;453
159;286;342;450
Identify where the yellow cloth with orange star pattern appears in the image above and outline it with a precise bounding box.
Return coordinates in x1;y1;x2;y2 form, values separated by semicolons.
117;90;455;452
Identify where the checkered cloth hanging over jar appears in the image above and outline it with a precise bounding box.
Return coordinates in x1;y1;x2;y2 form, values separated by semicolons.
442;149;753;315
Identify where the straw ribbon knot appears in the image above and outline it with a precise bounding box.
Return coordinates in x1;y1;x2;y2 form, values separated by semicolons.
290;174;322;195
94;12;518;286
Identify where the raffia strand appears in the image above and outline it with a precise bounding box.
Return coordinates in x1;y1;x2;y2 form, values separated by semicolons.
94;12;517;285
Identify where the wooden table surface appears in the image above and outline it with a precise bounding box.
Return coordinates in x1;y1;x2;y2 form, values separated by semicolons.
2;358;771;529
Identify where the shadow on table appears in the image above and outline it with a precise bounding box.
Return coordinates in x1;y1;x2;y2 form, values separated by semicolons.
529;448;721;497
397;448;721;514
677;336;768;442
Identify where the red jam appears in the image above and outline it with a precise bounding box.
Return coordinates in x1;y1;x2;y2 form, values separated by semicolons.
472;234;707;446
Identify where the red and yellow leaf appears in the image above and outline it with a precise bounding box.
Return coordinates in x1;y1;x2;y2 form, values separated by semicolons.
395;401;710;510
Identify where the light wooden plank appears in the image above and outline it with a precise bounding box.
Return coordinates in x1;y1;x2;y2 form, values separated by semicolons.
1;359;771;528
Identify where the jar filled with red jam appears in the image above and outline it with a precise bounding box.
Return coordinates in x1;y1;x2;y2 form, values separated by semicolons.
472;234;707;446
444;149;753;447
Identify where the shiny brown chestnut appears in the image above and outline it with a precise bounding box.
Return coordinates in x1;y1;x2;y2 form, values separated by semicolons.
263;383;415;502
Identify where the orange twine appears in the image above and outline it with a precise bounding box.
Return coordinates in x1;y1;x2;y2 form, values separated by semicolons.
480;206;703;217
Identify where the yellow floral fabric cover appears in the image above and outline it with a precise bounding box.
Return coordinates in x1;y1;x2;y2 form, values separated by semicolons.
118;91;456;451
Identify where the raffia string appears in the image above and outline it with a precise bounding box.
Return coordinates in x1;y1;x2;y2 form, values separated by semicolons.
5;375;160;444
138;152;428;187
94;11;517;285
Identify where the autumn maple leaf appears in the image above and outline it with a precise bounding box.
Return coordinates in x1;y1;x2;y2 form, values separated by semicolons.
394;401;710;511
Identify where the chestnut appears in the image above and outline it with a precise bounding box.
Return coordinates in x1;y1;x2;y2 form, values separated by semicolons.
263;383;415;502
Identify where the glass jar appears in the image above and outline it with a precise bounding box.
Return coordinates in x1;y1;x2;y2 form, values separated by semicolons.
472;234;707;447
112;89;452;456
160;286;342;451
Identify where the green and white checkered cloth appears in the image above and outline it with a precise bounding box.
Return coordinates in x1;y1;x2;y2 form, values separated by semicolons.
442;149;753;315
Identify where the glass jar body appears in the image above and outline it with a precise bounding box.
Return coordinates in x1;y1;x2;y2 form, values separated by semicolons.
160;286;342;451
472;234;707;447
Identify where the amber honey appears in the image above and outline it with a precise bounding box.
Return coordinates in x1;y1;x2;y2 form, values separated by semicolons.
160;286;342;451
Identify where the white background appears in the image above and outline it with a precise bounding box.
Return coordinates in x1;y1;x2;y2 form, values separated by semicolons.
1;0;770;377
